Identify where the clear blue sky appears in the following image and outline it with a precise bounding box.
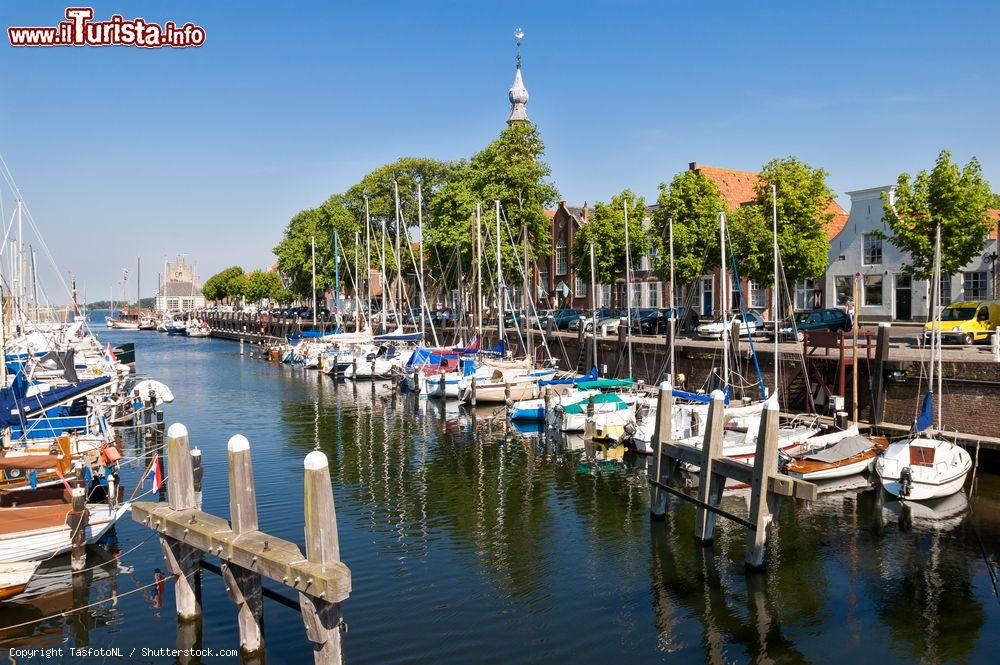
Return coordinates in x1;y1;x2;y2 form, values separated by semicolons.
2;1;998;303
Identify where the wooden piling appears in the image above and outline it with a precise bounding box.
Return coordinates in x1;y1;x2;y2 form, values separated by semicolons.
871;322;891;425
68;469;89;572
300;450;345;664
191;448;203;510
226;435;264;653
694;391;726;543
163;423;202;621
649;381;673;519
584;394;596;442
745;401;780;568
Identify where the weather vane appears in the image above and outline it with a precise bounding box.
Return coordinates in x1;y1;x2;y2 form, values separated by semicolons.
515;27;524;68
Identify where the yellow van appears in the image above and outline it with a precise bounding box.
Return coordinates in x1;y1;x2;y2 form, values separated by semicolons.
924;300;1000;345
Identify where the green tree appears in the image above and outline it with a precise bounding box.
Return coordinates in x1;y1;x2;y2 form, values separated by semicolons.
572;190;649;289
649;170;726;285
273;194;360;298
427;123;558;278
202;266;246;303
880;150;994;279
244;270;283;303
729;156;835;283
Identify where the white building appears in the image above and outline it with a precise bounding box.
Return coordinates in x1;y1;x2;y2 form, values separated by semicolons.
155;256;205;313
824;186;998;321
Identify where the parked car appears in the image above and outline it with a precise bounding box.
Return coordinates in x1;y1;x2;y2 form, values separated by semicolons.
925;300;1000;345
773;308;852;341
540;308;583;330
697;311;766;339
569;308;622;333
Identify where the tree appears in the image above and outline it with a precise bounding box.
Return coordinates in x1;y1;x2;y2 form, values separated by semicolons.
427;123;559;277
649;170;726;285
880;150;994;279
202;266;246;303
572;190;649;290
273;194;360;298
729;156;835;283
244;270;283;303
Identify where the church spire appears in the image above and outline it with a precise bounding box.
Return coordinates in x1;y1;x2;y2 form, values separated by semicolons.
507;28;529;125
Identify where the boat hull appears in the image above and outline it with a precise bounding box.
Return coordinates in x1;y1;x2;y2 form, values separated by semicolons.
0;503;130;563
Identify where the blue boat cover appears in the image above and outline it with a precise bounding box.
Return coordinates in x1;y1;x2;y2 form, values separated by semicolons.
539;367;598;386
0;375;110;430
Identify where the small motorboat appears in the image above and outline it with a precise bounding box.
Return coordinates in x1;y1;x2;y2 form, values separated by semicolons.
0;561;41;600
186;320;211;337
138;316;157;330
876;436;971;501
786;433;885;481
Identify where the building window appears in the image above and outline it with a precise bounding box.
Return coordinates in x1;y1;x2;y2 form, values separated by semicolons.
964;271;987;299
863;274;884;307
631;283;642;307
574;274;587;298
938;276;952;307
166;298;179;310
598;284;611;308
555;241;568;275
794;280;814;310
834;276;853;307
647;282;660;308
863;234;882;265
538;263;549;293
749;281;766;309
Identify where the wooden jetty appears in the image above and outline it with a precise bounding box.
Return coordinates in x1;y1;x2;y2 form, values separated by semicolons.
132;424;350;663
647;385;817;568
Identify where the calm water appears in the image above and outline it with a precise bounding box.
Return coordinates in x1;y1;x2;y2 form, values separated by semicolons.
2;315;999;663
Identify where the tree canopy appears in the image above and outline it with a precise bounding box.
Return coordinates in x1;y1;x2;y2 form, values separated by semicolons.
243;270;284;303
649;170;726;285
572;189;648;287
272;194;360;298
202;266;246;302
729;156;835;283
426;122;558;276
880;149;995;279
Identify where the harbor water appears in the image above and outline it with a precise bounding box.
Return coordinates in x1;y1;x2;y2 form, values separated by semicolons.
2;316;999;663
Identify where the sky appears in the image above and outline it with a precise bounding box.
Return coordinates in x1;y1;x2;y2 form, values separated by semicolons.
1;0;999;304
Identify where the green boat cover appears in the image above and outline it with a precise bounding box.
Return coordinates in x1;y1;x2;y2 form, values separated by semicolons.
563;392;628;415
575;378;633;391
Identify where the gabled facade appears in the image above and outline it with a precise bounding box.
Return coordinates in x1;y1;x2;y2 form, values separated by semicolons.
824;187;998;321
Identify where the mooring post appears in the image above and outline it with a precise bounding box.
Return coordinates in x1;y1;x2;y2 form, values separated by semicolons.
745;401;780;568
191;448;203;510
650;381;673;519
155;410;165;446
871;322;891;425
144;390;154;440
161;423;202;621
300;450;345;664
584;394;596;442
224;435;264;654
470;375;477;407
68;467;89;572
694;390;726;543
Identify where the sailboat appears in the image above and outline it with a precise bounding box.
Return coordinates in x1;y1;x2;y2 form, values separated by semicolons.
876;224;972;501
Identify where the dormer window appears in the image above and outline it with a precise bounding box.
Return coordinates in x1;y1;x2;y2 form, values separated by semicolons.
863;233;882;265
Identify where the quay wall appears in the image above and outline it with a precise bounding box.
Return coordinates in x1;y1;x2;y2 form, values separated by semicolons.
198;313;1000;445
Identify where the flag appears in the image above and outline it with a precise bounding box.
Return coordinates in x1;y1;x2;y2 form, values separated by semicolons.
912;391;934;433
467;334;479;351
146;454;162;491
104;343;117;366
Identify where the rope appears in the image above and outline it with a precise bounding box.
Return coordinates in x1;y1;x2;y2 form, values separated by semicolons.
28;529;158;578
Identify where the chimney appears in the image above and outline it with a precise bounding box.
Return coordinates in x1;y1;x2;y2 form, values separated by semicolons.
582;201;588;221
689;162;698;171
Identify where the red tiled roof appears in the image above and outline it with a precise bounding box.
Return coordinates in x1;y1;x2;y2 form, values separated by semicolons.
988;209;999;240
689;162;848;241
544;209;556;220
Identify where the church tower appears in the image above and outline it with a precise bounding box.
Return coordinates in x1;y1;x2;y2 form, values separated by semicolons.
507;29;529;125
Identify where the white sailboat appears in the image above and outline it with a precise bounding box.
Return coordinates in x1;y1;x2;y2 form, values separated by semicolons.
876;224;971;501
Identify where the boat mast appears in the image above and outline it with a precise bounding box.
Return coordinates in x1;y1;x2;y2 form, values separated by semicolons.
496;199;504;349
354;230;360;330
380;199;388;333
772;185;779;401
589;240;598;373
364;196;371;329
311;234;317;327
30;247;38;322
668;216;675;384
418;184;425;341
623;199;633;378
137;255;141;311
934;221;943;430
333;229;340;327
475;203;483;342
720;210;729;393
393;180;402;329
523;223;532;361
